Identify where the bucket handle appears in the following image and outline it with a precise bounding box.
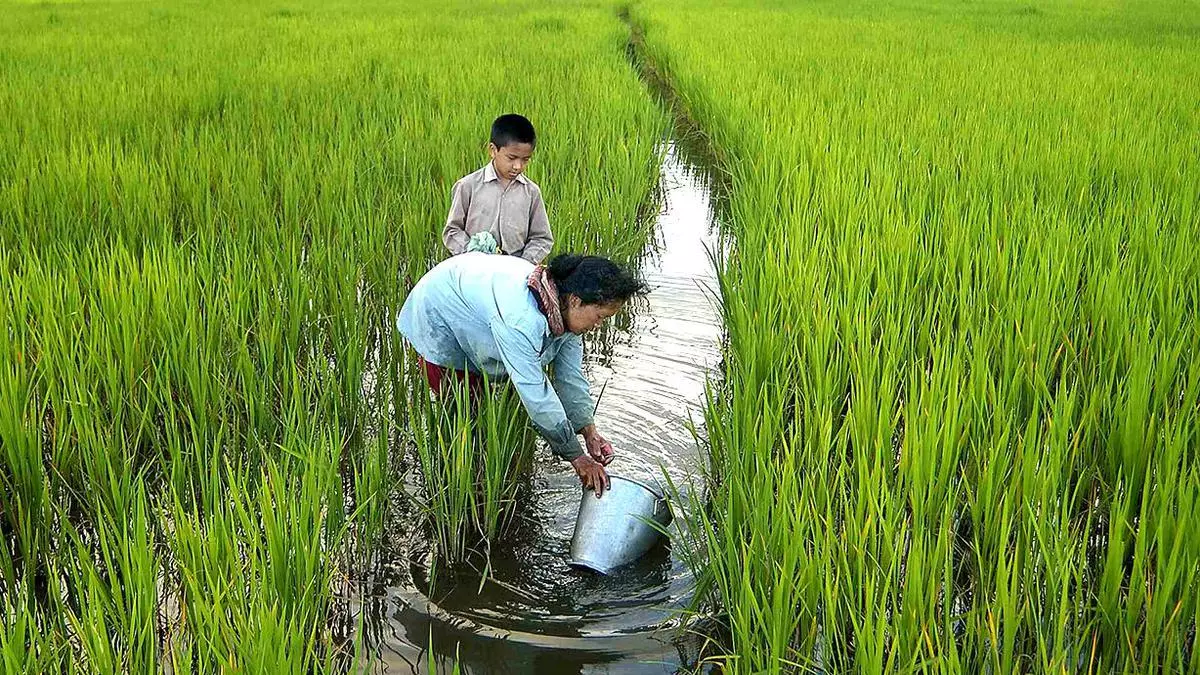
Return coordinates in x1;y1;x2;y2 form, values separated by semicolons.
608;453;673;500
590;377;671;498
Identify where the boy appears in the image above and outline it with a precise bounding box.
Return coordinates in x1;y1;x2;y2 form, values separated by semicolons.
441;114;554;264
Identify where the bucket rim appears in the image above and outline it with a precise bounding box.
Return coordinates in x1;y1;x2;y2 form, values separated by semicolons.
600;473;667;500
566;557;613;575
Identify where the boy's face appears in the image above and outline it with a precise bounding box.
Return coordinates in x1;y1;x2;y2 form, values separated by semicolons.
488;142;534;182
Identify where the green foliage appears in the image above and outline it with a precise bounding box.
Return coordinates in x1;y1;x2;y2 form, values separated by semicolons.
0;0;664;666
633;0;1200;671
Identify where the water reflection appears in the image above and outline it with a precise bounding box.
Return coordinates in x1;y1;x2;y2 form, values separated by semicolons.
355;142;724;674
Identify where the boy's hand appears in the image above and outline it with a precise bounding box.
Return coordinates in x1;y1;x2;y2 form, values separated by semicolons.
466;231;499;254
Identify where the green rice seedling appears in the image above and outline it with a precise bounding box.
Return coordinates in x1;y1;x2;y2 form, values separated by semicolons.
425;625;464;675
1;0;666;665
165;431;345;671
405;370;537;576
632;0;1200;670
0;600;67;673
408;380;480;570
473;383;538;550
348;411;394;570
53;481;160;674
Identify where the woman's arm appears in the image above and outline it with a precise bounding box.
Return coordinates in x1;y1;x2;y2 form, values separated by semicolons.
551;335;615;472
550;335;594;433
489;321;583;460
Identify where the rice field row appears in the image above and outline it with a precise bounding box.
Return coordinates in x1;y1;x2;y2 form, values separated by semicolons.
6;0;1199;671
0;0;665;669
632;0;1200;671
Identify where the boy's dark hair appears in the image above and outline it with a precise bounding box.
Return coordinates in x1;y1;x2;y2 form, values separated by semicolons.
548;254;646;306
491;114;536;149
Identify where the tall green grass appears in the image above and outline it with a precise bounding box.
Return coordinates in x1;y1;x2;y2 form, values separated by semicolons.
632;0;1200;671
0;0;665;666
406;376;537;576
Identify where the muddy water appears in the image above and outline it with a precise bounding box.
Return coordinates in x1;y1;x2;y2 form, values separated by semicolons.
356;142;723;674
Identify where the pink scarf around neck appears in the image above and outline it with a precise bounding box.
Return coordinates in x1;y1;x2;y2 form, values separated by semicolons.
527;266;565;336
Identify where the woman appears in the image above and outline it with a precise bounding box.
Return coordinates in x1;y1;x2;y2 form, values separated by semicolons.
396;252;645;497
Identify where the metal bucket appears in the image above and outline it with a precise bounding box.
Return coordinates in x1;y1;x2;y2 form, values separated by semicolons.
569;475;673;574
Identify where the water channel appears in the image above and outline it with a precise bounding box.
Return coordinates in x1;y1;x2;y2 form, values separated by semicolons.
349;137;725;674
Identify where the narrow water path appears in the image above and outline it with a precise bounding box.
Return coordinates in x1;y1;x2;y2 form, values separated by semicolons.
354;138;723;674
349;17;729;671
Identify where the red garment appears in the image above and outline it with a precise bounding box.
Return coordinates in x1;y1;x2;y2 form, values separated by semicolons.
418;355;486;397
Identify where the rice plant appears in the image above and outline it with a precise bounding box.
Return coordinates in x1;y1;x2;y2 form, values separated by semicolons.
405;372;538;577
631;0;1200;671
0;0;665;666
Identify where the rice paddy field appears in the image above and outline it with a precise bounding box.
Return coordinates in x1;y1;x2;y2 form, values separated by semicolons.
633;0;1200;672
0;0;664;670
2;0;1199;672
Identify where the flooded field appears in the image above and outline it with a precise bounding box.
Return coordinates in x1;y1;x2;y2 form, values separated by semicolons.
353;142;724;674
4;0;1198;671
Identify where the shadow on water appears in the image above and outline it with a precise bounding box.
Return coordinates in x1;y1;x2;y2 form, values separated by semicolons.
343;23;731;675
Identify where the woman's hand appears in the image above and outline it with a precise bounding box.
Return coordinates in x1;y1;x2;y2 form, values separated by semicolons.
571;454;610;497
580;425;615;466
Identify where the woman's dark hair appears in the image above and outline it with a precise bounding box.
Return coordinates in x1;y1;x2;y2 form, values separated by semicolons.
548;254;646;306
